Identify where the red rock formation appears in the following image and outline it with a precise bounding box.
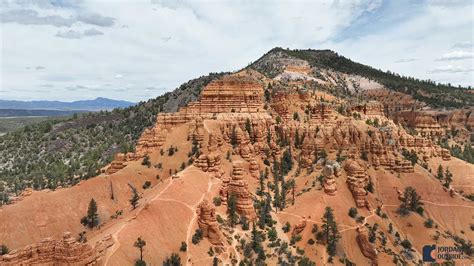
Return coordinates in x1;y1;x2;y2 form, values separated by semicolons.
322;162;340;196
344;159;369;208
393;159;414;173
220;162;257;221
194;132;224;178
196;200;223;245
292;217;307;236
441;148;451;161
356;227;378;265
106;153;126;174
0;232;113;265
188;117;205;144
135;126;167;157
248;159;260;179
309;103;334;124
394;111;444;140
349;100;384;116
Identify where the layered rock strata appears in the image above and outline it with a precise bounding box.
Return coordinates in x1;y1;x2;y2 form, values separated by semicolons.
356;227;378;265
219;162;257;221
322;161;340;195
106;153;126;174
344;159;369;208
196;200;223;245
0;232;113;265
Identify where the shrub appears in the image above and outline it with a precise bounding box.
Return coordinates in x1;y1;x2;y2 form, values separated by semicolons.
424;218;434;228
180;242;187;252
401;239;412;250
142;181;151;189
213;196;221;206
282;222;291;233
192;229;203;245
348;207;358;218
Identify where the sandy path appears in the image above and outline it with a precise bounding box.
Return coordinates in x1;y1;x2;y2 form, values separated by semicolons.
100;176;177;264
185;177;218;266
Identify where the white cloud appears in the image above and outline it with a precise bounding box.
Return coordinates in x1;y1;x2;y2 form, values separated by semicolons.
452;41;473;49
1;0;472;101
395;58;417;63
429;65;473;73
436;51;474;61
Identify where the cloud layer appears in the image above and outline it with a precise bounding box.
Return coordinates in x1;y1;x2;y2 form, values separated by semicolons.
1;0;473;101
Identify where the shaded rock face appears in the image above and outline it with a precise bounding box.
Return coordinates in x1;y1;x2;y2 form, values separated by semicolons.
220;162;257;221
394;111;444;140
0;232;113;265
344;159;369;208
356;227;378;265
196;200;223;246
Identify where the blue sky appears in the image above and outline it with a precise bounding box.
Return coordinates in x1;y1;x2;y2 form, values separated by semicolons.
1;0;473;102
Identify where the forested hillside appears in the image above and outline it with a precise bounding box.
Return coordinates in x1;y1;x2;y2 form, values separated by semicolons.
0;73;225;204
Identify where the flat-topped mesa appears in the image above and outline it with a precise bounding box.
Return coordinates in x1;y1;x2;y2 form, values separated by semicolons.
0;232;113;265
344;159;370;209
106;153;126;174
198;75;264;113
356;227;378;264
196;200;224;245
348;100;384;116
220;162;257;221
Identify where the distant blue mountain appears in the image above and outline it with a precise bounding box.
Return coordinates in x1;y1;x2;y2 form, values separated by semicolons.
0;97;135;111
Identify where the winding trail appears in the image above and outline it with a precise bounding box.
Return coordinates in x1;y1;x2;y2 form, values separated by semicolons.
420;200;474;209
185;177;218;266
100;176;176;264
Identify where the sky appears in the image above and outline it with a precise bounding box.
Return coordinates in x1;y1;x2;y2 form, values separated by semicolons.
1;0;473;102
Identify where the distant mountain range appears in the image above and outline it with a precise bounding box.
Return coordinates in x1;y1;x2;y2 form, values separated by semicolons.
0;109;89;118
0;97;135;111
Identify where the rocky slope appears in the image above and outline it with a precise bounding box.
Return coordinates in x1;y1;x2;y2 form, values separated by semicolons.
1;48;473;265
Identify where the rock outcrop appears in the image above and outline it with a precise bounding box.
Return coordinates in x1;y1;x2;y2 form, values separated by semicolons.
292;217;307;236
194;133;224;178
219;162;257;221
441;148;451;161
322;161;340;195
106;153;126;174
0;232;113;265
344;159;369;208
135;126;167;157
356;227;378;265
196;200;223;245
349;101;384;116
